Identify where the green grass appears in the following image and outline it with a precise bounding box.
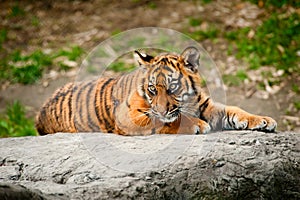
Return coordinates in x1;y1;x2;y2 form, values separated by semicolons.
1;50;52;84
222;70;248;86
189;17;202;27
0;29;8;50
54;46;84;61
225;13;300;73
201;0;213;4
111;29;122;36
147;2;157;9
292;84;300;94
245;0;300;8
8;4;25;18
294;101;300;111
108;61;136;72
188;25;219;41
0;101;37;138
0;46;84;84
31;16;40;27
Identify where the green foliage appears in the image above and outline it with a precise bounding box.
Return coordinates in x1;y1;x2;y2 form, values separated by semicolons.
31;16;40;27
108;61;136;72
189;18;202;27
246;0;300;8
111;29;122;36
292;84;300;93
294;101;300;111
0;101;37;138
148;2;157;9
222;70;248;86
1;50;52;84
201;0;213;4
236;70;248;81
226;13;300;73
0;46;84;84
0;29;8;49
8;4;25;18
54;46;84;61
188;25;219;41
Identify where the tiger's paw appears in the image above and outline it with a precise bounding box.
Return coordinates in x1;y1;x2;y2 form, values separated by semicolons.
247;115;277;132
228;114;277;132
194;120;211;134
179;117;211;134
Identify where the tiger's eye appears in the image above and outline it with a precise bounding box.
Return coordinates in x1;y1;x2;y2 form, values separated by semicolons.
170;84;176;90
148;85;156;94
168;83;179;94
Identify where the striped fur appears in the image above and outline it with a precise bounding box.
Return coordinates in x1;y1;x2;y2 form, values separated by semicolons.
35;47;277;135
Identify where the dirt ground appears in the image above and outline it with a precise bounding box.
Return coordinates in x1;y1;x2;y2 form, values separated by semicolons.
0;0;299;132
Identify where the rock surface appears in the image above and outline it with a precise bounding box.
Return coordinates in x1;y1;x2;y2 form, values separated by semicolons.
0;131;299;200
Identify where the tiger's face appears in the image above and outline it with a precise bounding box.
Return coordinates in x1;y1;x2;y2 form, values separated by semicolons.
136;47;202;123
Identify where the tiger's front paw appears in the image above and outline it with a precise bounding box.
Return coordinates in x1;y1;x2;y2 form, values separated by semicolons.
228;114;277;132
194;119;211;134
179;117;211;134
248;116;277;132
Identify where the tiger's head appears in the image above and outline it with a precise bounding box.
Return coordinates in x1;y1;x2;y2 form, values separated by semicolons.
135;47;203;123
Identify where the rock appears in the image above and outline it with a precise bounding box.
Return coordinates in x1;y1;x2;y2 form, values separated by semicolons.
0;131;299;199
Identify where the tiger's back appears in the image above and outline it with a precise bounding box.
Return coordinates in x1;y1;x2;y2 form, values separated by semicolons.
35;77;117;135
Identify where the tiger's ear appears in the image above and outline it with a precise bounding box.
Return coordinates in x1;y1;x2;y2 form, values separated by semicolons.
134;50;154;66
181;46;200;73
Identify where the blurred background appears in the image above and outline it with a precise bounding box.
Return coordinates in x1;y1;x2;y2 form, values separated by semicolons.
0;0;299;137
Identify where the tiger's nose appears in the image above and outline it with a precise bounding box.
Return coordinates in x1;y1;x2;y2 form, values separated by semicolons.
155;105;167;116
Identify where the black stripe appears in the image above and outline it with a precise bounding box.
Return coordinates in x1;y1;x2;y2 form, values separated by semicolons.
60;86;73;127
101;79;114;112
170;61;176;69
226;112;232;129
126;99;131;108
58;90;66;125
164;123;172;127
76;82;94;131
231;113;236;128
86;82;99;131
105;81;114;129
53;96;60;127
188;75;197;95
94;85;103;130
103;80;115;131
137;108;150;117
161;58;168;64
197;94;201;102
96;78;114;132
68;85;76;127
199;98;210;121
153;66;161;74
140;78;148;100
104;118;113;132
163;65;174;73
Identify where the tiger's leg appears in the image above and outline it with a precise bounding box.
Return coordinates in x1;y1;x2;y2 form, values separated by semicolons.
223;106;277;132
199;98;277;132
114;91;154;136
158;115;211;134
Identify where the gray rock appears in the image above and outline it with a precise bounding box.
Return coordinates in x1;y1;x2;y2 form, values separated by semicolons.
0;131;299;199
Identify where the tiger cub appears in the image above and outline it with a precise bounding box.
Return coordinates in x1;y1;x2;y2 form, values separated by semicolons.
35;47;277;135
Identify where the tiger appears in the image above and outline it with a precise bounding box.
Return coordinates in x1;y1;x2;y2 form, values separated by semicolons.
35;46;277;135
